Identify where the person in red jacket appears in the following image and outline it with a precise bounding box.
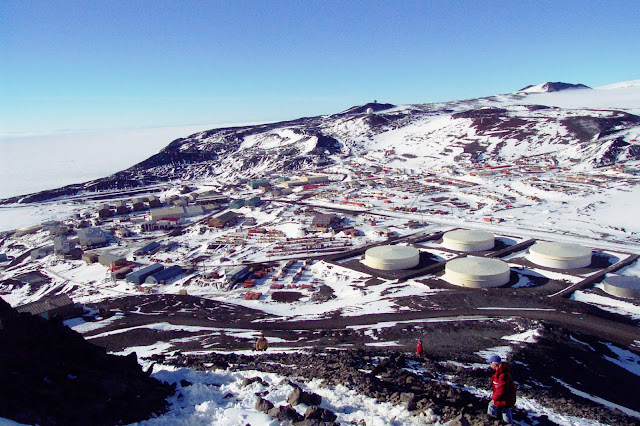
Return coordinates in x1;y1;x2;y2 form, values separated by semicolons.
416;340;423;356
487;355;516;424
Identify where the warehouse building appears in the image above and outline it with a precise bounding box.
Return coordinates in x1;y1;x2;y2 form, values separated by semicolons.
149;206;186;221
145;265;182;284
15;294;81;320
209;211;239;228
225;266;251;284
98;253;127;268
311;214;340;232
135;241;162;256
77;227;108;248
301;175;329;184
245;197;261;207
248;179;270;189
229;199;245;209
126;263;164;284
196;195;229;206
147;196;162;208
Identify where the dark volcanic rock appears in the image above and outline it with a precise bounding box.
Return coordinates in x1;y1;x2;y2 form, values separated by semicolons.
518;82;591;92
0;298;174;426
304;405;338;422
288;386;322;406
255;396;274;413
268;404;304;422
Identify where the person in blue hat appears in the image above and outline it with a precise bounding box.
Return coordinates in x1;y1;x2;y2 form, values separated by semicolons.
487;355;516;424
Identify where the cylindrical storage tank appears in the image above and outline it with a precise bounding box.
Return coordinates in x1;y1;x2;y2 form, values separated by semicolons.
363;245;420;271
445;256;511;288
529;242;592;269
603;275;640;299
442;230;495;252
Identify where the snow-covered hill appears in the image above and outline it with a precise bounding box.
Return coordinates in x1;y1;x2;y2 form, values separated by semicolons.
3;81;639;205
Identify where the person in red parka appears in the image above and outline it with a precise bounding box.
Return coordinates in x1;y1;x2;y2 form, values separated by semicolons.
416;340;423;356
487;355;516;424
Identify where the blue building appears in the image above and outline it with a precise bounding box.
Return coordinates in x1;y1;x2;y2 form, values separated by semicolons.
126;263;164;284
145;265;183;284
135;241;162;256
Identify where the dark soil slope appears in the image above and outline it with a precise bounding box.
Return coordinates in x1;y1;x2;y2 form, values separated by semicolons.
0;299;174;426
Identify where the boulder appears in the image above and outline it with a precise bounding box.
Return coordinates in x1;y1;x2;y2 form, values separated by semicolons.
304;405;338;422
288;386;322;406
268;404;303;422
255;396;274;414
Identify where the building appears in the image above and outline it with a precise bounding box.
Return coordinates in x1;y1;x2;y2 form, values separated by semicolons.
149;206;186;221
48;225;69;237
209;211;239;228
115;227;131;238
311;214;340;232
30;245;54;260
82;252;99;263
229;199;245;209
97;204;113;219
98;253;127;268
301;175;329;184
77;227;108;248
15;225;43;237
15;294;81;320
245;197;261;207
196;195;229;206
126;263;164;284
248;179;270;189
114;201;129;215
145;265;182;284
111;265;133;280
225;266;251;284
281;180;306;188
135;241;162;256
131;198;147;211
184;205;205;216
147;196;162;208
53;236;76;255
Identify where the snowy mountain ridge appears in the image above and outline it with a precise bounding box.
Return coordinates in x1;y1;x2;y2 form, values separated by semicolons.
516;81;591;93
3;80;640;204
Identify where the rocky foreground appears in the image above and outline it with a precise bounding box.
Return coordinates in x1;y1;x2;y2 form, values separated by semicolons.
155;331;638;426
0;299;174;426
1;292;638;425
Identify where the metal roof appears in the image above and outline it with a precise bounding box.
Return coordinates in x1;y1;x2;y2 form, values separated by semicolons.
16;294;74;316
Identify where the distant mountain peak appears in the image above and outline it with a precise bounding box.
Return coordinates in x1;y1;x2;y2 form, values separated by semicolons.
337;102;396;116
517;82;591;94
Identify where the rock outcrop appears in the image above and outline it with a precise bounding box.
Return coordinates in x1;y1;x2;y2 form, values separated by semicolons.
0;298;174;425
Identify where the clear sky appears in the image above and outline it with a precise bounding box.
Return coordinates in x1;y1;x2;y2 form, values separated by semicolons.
1;0;638;135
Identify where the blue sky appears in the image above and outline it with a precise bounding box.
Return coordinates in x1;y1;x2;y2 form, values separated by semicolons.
1;0;638;135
